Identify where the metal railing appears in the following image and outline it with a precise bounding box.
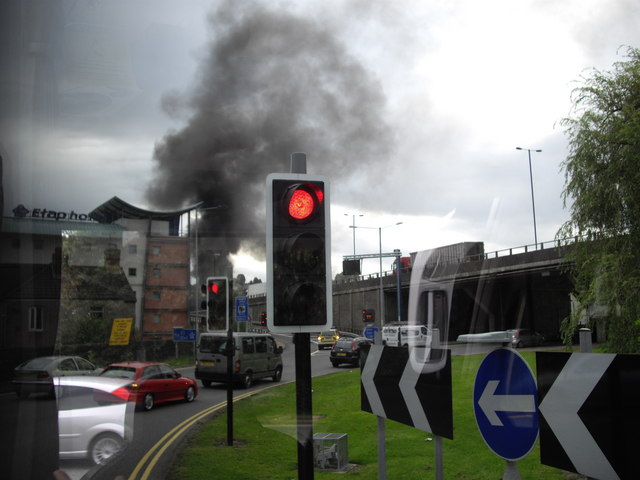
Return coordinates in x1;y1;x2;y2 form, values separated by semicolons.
336;236;579;285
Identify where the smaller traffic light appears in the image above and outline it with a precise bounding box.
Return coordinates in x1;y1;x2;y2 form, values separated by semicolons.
260;312;267;326
361;309;375;323
203;277;228;331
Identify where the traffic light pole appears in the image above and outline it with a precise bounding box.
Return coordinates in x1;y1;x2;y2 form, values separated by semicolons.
294;333;314;479
227;325;234;446
291;153;314;480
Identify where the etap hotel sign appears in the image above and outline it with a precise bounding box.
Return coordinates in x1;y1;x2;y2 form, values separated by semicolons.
13;204;94;222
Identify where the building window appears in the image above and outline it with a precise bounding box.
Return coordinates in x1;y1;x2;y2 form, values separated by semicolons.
128;268;137;276
128;244;137;254
34;238;44;250
11;238;20;249
89;306;104;320
28;306;43;331
152;246;161;255
152;314;161;324
153;268;161;278
153;291;161;301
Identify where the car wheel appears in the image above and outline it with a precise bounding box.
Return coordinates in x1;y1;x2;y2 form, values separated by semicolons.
90;433;123;465
241;372;252;389
331;360;339;368
272;366;282;382
143;393;154;411
201;379;212;388
185;386;196;403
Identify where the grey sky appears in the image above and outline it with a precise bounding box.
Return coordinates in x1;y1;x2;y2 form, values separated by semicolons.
3;0;640;278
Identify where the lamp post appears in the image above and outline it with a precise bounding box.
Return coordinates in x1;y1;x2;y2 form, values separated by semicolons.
194;204;226;327
516;147;542;247
344;213;364;255
350;222;403;326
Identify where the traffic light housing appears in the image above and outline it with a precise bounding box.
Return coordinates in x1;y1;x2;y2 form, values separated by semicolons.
362;309;375;322
260;312;267;326
266;173;332;333
201;277;229;331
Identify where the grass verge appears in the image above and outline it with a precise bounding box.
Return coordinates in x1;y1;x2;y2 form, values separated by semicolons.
169;352;570;479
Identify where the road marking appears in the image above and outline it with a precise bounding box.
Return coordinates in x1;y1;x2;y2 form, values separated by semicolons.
129;390;267;480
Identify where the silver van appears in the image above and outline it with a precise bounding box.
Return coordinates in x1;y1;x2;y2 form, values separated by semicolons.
195;332;283;389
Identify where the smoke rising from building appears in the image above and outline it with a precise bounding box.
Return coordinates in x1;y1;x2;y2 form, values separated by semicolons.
145;1;394;262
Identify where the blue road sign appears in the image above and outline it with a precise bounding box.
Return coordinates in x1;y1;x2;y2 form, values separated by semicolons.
363;326;378;340
235;296;249;322
173;328;197;342
473;348;538;461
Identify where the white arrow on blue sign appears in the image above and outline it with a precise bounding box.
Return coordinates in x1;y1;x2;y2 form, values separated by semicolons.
473;348;538;461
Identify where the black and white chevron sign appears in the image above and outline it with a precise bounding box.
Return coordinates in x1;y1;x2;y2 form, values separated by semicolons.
537;352;640;480
360;345;453;439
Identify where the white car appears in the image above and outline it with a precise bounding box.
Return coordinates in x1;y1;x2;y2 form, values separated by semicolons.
55;376;135;465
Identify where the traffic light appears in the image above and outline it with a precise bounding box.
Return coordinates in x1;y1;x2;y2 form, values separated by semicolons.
266;173;332;333
201;277;229;331
362;309;375;322
260;312;267;326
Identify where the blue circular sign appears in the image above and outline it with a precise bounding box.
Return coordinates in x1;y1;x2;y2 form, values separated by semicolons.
473;348;538;461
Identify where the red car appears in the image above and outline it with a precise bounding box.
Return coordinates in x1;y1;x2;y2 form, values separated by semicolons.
100;361;198;411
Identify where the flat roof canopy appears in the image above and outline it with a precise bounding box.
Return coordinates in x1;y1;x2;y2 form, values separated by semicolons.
90;196;202;223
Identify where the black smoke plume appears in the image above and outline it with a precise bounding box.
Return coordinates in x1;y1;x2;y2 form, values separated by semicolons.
146;1;393;263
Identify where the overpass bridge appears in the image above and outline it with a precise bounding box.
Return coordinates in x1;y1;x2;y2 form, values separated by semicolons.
247;240;575;342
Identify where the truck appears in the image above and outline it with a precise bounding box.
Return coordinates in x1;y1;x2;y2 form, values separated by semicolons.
392;256;412;274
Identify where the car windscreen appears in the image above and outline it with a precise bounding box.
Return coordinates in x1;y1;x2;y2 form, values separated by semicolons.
335;339;352;347
199;336;232;354
19;357;55;370
100;367;136;379
57;385;127;410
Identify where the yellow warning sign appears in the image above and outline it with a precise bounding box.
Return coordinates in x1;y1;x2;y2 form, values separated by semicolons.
109;317;133;346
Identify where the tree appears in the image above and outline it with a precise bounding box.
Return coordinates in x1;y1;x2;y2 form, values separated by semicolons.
558;46;640;352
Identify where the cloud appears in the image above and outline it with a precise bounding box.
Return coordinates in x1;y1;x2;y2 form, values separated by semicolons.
145;0;395;256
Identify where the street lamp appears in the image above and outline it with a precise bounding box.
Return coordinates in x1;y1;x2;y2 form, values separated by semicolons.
351;222;403;326
194;204;226;325
344;213;364;256
516;147;542;247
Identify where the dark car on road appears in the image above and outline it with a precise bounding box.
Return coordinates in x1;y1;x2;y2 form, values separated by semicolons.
12;355;99;398
100;361;198;411
330;337;372;367
509;329;545;348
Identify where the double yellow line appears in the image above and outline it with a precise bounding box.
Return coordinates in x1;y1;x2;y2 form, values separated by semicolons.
128;390;257;480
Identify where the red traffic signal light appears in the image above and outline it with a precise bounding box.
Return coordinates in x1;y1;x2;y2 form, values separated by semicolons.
266;173;332;333
260;312;267;326
362;309;375;322
286;184;324;221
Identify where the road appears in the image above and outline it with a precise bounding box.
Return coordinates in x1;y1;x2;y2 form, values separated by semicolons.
3;336;534;480
57;333;340;480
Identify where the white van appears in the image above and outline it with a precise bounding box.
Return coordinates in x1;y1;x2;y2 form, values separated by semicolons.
382;324;430;348
195;332;283;389
381;325;401;346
